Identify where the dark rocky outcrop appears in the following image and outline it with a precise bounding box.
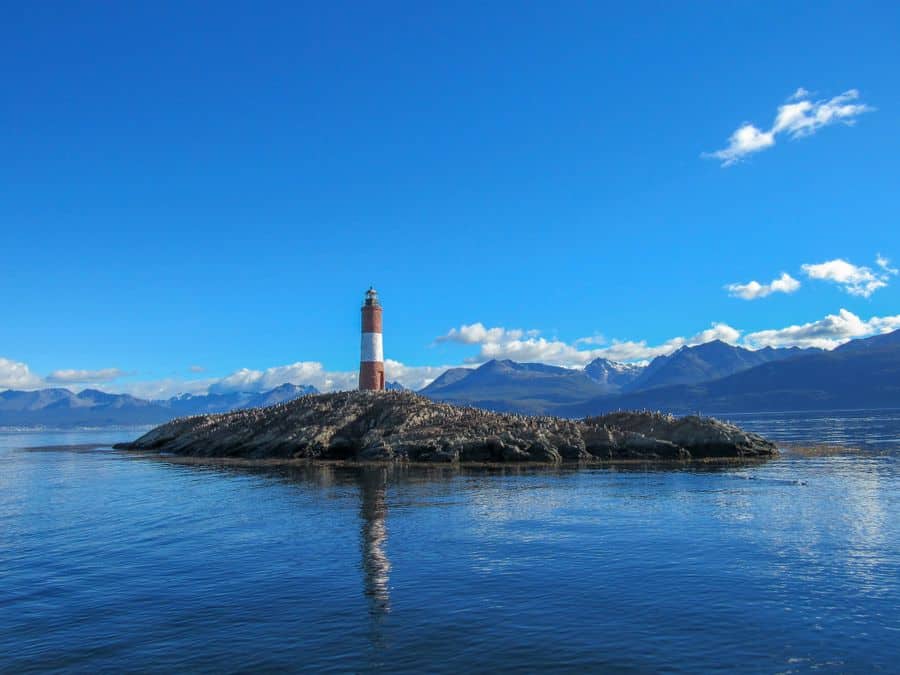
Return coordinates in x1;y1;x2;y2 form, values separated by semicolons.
115;391;777;463
586;411;778;459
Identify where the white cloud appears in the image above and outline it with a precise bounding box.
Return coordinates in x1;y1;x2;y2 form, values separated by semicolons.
383;360;459;390
189;365;206;373
46;368;128;384
205;359;458;395
743;309;900;350
802;257;896;297
574;334;606;346
0;354;458;398
876;254;898;275
438;325;608;366
436;322;742;366
705;124;775;166
0;360;128;390
478;336;588;365
0;357;43;389
594;323;742;362
435;323;536;345
726;272;801;300
439;309;900;365
123;377;216;400
705;88;873;166
208;361;358;394
773;89;873;138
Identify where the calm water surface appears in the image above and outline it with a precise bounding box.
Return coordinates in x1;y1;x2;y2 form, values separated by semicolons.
722;408;900;452
1;413;899;673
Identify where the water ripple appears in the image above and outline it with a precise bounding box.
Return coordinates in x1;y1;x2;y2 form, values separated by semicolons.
1;424;899;672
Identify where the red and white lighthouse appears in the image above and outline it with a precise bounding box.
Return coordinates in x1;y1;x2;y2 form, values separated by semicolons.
359;287;385;391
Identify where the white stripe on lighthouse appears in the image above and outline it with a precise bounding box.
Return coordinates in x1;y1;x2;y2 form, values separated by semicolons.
360;332;383;362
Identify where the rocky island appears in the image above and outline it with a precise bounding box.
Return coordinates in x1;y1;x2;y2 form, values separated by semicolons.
115;390;777;463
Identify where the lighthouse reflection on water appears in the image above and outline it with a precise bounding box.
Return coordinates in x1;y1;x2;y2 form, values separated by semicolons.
359;467;391;616
280;464;392;621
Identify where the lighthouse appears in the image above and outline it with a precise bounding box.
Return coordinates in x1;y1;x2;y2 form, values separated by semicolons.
359;287;385;391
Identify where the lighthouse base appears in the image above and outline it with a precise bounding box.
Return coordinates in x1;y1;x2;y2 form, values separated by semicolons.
359;361;385;391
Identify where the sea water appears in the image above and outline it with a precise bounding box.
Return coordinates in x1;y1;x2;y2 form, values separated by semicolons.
1;414;898;672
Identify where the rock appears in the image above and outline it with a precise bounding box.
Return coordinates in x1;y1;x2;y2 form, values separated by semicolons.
525;438;562;463
588;411;775;458
359;444;394;461
614;432;689;460
115;391;778;463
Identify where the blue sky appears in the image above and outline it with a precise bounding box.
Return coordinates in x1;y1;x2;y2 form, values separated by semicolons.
2;1;899;395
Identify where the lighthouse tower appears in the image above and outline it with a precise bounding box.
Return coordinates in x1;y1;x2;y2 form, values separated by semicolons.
359;287;385;391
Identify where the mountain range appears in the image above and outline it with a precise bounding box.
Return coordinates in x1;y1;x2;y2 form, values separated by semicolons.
0;383;318;427
4;331;900;426
420;339;825;413
623;341;813;391
421;359;606;414
558;330;900;417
